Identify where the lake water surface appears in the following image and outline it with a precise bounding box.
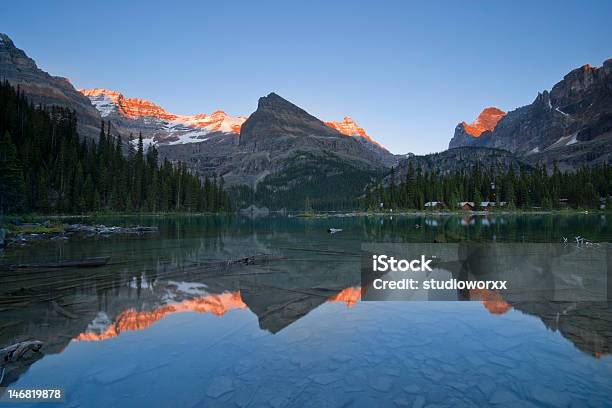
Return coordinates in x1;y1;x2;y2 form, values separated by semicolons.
1;214;611;407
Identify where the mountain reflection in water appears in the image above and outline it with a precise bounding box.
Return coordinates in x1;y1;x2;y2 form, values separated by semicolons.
0;214;610;407
73;286;512;344
75;292;247;342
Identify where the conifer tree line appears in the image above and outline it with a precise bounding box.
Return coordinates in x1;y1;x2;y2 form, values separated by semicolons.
0;80;232;214
365;161;611;210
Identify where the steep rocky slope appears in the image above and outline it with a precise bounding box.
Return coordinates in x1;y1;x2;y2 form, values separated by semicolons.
449;107;506;149
0;33;101;138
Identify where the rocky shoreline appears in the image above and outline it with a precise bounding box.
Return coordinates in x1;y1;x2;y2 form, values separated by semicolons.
0;222;158;248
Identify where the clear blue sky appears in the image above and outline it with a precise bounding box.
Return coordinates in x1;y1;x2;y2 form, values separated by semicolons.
2;0;611;154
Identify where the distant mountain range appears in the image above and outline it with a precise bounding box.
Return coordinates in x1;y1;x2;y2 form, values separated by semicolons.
157;92;394;208
1;31;610;208
77;88;386;155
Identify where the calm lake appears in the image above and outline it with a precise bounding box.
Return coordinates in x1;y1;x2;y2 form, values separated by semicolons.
1;214;611;407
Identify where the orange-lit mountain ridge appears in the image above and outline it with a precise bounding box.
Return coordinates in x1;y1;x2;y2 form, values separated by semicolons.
325;116;384;147
80;88;246;145
75;291;247;342
448;106;506;150
461;107;507;137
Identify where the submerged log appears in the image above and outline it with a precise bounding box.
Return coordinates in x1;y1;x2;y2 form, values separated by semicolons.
17;256;110;268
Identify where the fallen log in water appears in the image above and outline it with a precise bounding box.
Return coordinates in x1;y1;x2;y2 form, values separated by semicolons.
16;256;110;269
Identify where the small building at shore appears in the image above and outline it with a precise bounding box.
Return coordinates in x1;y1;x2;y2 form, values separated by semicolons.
424;201;445;210
479;201;507;210
458;202;475;211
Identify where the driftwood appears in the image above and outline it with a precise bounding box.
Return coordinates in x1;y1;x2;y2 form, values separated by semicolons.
17;256;110;268
65;224;158;235
0;340;43;385
1;340;43;364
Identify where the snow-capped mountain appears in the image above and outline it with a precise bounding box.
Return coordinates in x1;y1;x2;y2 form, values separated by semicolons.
326;116;383;146
81;88;390;152
80;88;246;146
325;116;391;157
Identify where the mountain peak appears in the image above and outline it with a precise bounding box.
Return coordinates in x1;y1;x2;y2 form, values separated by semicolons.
257;92;296;110
0;33;15;47
324;116;384;149
326;116;367;138
460;107;506;137
0;33;101;138
240;93;346;146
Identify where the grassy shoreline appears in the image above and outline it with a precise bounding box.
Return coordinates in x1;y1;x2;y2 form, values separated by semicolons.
1;207;608;221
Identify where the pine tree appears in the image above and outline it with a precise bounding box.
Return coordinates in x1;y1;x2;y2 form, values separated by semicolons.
0;131;25;213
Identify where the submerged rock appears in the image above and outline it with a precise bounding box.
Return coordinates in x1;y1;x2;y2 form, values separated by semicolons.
93;364;137;385
369;375;394;392
206;376;234;398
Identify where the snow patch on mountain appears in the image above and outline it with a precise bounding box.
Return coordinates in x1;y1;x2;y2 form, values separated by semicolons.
80;88;246;146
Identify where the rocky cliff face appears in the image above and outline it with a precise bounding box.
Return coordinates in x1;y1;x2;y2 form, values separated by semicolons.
461;107;507;137
449;59;612;170
80;88;246;145
449;107;506;149
0;33;101;139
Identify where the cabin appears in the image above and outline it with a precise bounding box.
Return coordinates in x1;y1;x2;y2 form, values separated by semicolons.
458;202;475;211
480;201;495;210
424;201;444;210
